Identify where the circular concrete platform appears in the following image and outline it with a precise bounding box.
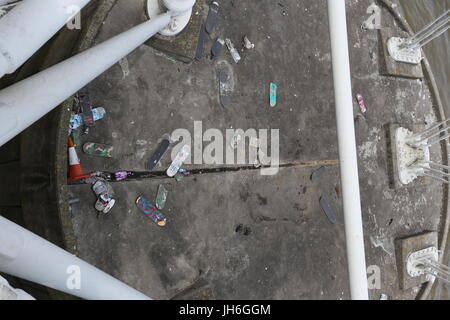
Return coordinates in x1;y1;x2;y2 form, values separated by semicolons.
13;0;449;299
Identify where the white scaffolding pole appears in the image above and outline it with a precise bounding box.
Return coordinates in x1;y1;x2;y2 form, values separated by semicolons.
327;0;369;300
0;0;91;78
0;216;151;300
0;12;172;147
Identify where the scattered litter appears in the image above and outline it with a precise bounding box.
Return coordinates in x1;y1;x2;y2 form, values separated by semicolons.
70;131;79;147
118;57;130;78
95;194;115;214
85;170;163;183
335;186;341;199
255;149;266;168
167;145;190;177
195;24;206;61
205;1;219;34
68;198;80;214
243;36;255;50
76;88;94;133
136;196;167;227
68;137;92;182
83;142;113;158
225;38;241;63
211;38;225;58
379;294;390;300
356;93;367;114
114;171;131;181
70;107;106;130
253;157;261;168
178;168;191;176
92;179;113;196
146;138;170;170
319;196;336;223
217;60;234;108
230;134;242;149
155;184;168;210
249;138;261;168
310;166;327;181
92;179;115;214
249;137;260;148
270;83;277;107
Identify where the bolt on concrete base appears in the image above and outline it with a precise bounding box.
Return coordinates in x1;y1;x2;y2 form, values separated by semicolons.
387;123;430;189
379;28;423;79
395;231;438;290
144;0;204;63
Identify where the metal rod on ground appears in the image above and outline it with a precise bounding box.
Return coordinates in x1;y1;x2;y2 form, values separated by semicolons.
0;216;151;300
0;0;91;78
0;12;172;147
327;0;368;300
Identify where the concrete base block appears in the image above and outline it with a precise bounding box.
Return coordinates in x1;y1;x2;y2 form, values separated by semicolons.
387;123;429;189
379;28;423;79
144;0;204;63
395;231;438;290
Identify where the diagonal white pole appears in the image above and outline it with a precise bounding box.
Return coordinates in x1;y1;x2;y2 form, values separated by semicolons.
327;0;369;300
0;216;150;300
0;12;172;147
0;0;91;78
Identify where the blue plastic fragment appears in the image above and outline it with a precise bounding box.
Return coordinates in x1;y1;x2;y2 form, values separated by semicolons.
70;107;106;129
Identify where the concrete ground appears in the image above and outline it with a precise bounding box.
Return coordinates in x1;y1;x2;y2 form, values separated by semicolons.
65;0;446;299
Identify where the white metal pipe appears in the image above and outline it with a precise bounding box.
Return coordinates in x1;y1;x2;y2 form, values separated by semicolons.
327;0;369;300
0;0;91;78
0;12;171;147
0;216;150;300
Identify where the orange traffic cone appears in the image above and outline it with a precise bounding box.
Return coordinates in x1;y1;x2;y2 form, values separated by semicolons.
68;136;91;182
